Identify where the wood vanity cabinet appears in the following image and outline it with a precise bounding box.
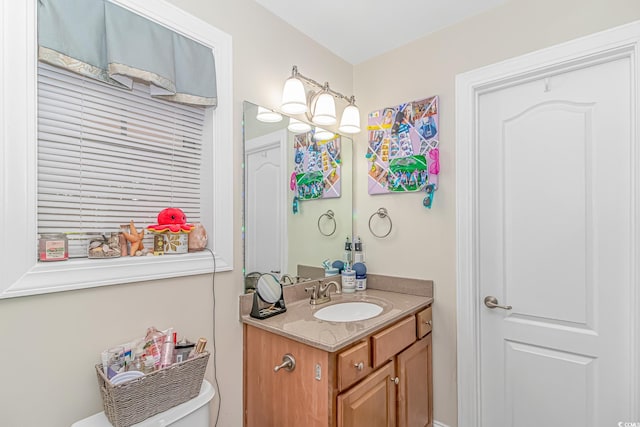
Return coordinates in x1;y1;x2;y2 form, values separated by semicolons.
244;304;433;427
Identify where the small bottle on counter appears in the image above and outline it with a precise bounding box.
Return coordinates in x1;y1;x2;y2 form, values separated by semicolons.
354;236;364;263
343;237;352;270
341;269;356;293
354;262;367;291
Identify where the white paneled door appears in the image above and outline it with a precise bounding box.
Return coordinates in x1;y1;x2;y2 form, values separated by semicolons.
476;55;633;425
245;130;288;277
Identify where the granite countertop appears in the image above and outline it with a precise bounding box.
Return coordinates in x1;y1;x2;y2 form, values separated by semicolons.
240;275;433;353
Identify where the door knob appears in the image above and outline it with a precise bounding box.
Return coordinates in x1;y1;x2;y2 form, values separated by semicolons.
274;353;296;372
484;296;512;310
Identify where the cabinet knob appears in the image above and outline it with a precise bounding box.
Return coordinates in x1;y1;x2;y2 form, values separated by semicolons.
274;354;296;372
425;320;432;326
354;362;364;371
390;376;399;385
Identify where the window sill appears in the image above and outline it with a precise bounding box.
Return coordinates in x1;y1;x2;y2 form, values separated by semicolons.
3;251;225;298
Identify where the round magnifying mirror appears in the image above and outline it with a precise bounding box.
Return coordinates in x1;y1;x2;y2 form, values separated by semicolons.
256;274;282;304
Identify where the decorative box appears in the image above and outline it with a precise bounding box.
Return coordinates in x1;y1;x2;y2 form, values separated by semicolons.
161;232;189;254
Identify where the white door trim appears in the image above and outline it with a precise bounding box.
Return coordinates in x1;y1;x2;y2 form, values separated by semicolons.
455;21;640;427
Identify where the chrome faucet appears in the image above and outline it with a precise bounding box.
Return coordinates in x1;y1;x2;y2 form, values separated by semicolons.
319;280;341;299
305;280;341;305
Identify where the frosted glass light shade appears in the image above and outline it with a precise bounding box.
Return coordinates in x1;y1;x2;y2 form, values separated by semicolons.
281;77;307;115
338;104;361;134
256;106;282;123
312;92;337;126
288;117;311;133
313;127;334;141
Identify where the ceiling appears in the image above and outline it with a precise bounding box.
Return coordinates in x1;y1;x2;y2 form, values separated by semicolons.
255;0;507;64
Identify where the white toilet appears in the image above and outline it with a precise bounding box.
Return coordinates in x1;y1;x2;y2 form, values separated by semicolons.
72;380;215;427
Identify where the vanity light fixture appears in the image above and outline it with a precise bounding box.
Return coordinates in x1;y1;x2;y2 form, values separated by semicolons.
338;97;361;134
281;73;307;115
280;65;361;134
256;106;283;123
288;117;312;133
312;85;337;126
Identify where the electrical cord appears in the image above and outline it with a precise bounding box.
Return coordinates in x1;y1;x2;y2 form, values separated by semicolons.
205;248;221;426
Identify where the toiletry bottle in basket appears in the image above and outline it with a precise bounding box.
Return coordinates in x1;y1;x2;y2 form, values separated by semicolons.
143;326;165;368
160;331;176;368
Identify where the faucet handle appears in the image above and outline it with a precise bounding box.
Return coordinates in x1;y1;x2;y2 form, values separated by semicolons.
305;284;318;300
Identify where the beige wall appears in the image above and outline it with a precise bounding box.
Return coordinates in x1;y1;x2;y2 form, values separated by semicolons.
353;0;640;426
0;1;351;426
2;0;639;426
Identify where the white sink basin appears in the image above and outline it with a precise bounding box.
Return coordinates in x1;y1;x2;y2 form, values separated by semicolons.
313;302;383;322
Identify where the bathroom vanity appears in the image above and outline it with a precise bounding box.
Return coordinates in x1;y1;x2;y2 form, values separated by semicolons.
241;276;433;427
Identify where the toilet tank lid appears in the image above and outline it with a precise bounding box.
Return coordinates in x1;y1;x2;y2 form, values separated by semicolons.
72;380;215;427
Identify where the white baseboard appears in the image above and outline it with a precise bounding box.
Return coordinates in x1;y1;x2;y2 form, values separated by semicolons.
434;421;450;427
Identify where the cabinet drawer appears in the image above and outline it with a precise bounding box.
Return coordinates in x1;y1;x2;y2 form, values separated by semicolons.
416;305;432;338
338;340;372;391
371;316;416;368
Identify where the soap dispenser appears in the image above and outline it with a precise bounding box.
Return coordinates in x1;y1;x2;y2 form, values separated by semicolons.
354;236;364;263
343;236;352;270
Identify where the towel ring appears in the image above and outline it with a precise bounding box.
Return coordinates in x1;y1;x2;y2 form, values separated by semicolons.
317;210;337;237
368;208;392;238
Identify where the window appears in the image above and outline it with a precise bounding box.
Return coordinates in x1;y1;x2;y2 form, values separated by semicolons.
0;0;233;298
38;62;206;258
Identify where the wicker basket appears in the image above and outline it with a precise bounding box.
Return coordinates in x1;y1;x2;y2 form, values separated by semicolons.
95;352;209;427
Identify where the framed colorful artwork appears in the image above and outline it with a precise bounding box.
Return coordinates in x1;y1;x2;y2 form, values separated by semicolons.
366;96;439;202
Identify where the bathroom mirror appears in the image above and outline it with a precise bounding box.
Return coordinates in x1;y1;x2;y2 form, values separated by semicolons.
243;101;353;291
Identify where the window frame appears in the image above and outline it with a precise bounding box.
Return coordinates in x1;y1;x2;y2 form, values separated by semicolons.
0;0;233;299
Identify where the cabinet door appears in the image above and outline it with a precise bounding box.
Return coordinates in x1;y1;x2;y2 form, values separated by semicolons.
396;334;432;427
244;325;330;427
337;361;397;427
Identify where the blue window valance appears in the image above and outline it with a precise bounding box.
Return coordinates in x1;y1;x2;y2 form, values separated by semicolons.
37;0;217;107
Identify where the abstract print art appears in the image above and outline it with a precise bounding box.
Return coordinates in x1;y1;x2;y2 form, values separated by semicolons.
366;96;439;200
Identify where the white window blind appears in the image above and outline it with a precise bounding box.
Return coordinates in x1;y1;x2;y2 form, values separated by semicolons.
37;62;205;258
